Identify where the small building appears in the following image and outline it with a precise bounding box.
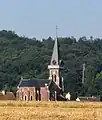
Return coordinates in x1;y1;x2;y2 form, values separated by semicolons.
0;91;16;100
17;35;65;101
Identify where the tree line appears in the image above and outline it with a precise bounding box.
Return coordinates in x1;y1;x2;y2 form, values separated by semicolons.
0;30;102;96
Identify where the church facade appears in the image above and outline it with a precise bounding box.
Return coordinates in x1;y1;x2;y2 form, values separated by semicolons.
16;36;65;101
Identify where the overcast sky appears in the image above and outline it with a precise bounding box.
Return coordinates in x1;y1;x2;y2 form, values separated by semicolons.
0;0;102;40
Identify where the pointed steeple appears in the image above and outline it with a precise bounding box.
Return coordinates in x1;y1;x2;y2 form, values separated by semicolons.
48;26;64;89
50;37;59;65
50;26;59;65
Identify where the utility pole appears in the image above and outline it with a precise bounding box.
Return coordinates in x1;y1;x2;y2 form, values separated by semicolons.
82;63;85;84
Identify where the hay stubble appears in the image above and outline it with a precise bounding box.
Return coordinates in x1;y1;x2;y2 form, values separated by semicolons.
0;101;102;120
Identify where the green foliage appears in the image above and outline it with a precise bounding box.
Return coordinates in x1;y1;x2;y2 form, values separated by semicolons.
0;30;102;96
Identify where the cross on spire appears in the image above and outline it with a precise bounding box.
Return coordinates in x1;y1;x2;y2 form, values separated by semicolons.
56;25;58;39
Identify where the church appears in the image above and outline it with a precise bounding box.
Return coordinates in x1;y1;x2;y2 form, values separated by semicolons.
16;35;65;101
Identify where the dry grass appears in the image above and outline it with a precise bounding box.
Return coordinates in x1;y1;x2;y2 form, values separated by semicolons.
0;101;102;120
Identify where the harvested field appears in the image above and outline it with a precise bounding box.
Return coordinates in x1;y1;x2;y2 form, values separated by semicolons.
0;101;102;120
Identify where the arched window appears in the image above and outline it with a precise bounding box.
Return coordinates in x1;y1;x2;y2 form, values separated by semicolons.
31;96;33;101
52;75;53;81
25;96;27;101
55;75;56;82
52;75;56;82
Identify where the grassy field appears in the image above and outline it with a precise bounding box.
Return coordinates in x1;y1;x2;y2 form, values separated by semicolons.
0;101;102;120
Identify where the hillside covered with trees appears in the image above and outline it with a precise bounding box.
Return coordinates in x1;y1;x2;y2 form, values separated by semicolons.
0;30;102;96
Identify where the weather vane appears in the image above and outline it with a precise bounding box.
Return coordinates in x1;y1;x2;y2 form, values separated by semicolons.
56;25;58;39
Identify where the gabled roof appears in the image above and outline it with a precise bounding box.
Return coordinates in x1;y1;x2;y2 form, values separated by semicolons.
18;79;50;88
48;80;61;93
49;80;61;90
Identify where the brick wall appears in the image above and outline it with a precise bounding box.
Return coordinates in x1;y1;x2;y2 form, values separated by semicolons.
17;87;36;101
40;87;49;101
17;86;50;101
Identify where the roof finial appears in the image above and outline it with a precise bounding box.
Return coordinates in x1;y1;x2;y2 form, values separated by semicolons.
56;25;58;39
50;26;59;65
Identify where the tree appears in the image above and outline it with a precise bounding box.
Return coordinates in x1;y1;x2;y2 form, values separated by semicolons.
0;30;102;96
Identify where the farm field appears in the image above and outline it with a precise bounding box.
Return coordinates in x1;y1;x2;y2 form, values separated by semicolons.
0;101;102;120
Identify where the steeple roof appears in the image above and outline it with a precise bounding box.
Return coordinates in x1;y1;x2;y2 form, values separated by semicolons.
50;37;59;65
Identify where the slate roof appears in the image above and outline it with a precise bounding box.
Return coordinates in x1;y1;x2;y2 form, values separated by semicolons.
18;79;51;87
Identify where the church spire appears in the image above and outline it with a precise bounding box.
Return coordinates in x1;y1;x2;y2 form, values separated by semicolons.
48;26;63;88
50;26;59;65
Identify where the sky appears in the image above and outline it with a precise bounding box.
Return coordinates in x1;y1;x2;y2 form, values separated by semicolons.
0;0;102;40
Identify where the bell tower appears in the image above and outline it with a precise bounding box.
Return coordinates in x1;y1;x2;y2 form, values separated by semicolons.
48;26;64;89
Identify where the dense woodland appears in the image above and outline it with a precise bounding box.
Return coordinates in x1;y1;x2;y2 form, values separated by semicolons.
0;30;102;96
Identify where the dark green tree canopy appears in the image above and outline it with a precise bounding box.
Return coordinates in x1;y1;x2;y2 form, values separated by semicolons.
0;30;102;96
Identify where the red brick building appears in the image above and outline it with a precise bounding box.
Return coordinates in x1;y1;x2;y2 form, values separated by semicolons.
17;35;65;101
0;91;15;100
